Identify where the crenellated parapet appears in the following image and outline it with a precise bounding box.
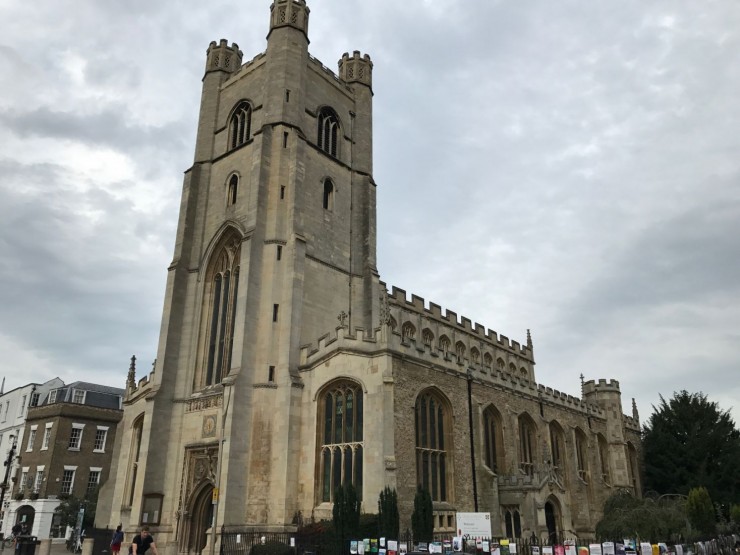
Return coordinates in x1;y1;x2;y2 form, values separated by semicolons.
385;285;535;377
124;367;156;405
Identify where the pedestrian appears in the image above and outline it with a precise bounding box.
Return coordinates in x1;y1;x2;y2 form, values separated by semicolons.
130;526;159;555
111;525;124;555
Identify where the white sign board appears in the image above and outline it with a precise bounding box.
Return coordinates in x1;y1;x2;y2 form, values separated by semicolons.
455;512;492;538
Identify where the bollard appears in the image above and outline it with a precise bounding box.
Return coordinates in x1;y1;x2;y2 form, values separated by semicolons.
81;539;93;555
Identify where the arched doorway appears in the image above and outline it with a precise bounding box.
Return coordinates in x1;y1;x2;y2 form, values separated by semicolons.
16;505;35;533
544;500;560;545
186;483;214;555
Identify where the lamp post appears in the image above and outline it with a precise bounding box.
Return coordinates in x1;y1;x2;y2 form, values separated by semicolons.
0;435;18;537
466;369;479;512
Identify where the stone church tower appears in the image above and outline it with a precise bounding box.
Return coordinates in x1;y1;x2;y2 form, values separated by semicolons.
97;1;642;552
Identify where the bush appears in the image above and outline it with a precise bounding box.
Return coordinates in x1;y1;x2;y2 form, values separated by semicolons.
411;486;433;543
687;487;716;539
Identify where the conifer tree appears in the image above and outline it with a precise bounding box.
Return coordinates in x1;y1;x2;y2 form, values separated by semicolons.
411;486;433;544
687;487;716;539
378;486;400;539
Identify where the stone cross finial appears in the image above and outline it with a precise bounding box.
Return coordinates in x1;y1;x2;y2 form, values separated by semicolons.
580;373;585;397
151;358;157;373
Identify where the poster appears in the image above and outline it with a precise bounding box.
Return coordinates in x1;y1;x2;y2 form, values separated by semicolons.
532;546;541;555
565;545;577;555
364;540;371;554
388;541;398;552
370;539;378;553
351;542;358;554
616;544;625;555
500;540;509;555
359;542;365;555
399;543;408;555
640;543;652;555
453;538;463;552
579;546;590;555
555;545;565;555
381;539;386;548
603;542;615;555
456;512;492;539
543;547;553;555
589;544;603;555
509;544;518;555
482;541;491;554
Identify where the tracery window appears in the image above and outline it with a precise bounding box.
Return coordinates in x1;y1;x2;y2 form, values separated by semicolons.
455;341;466;361
126;414;144;507
549;421;565;478
318;381;363;503
504;508;522;539
229;101;252;150
518;414;537;476
402;322;416;340
509;362;517;374
422;329;434;346
416;389;451;502
439;335;450;354
470;348;480;365
483;353;493;368
520;367;528;379
202;232;241;387
575;428;589;482
317;107;339;157
497;358;505;370
483;406;505;473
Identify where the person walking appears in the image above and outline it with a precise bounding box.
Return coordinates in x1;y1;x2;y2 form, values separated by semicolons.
110;526;124;555
130;526;159;555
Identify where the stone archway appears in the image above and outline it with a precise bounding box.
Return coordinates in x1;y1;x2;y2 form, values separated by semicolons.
544;498;561;545
185;482;214;555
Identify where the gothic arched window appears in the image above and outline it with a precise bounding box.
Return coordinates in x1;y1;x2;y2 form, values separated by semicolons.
483;406;504;473
229;101;252;150
518;414;537;476
227;174;238;206
439;335;450;354
483;353;493;369
323;179;335;210
318;107;339;157
318;381;364;503
575;427;589;482
125;414;144;508
402;322;416;340
598;433;610;484
422;329;434;347
201;233;241;387
549;421;566;479
415;389;451;502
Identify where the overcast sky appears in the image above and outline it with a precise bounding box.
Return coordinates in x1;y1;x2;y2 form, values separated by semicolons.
1;0;738;423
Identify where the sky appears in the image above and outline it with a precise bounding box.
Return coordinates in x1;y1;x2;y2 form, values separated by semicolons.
0;0;738;424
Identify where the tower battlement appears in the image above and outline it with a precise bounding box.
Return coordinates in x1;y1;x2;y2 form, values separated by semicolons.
205;39;243;75
582;378;621;395
339;51;373;89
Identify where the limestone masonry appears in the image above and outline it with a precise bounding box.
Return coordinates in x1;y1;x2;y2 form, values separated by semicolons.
96;1;642;552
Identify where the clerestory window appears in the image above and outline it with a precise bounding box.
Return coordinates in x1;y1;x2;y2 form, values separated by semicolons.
323;179;335;211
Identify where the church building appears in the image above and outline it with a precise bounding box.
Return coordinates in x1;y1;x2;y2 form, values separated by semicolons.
96;1;642;552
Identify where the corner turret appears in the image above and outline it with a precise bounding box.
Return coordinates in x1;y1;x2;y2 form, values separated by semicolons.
269;0;309;42
205;39;243;76
339;51;373;91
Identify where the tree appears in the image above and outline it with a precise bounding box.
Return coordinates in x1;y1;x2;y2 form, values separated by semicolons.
596;491;688;543
686;487;715;538
643;391;740;508
411;486;433;544
378;486;399;539
54;493;97;531
730;504;740;531
332;484;360;543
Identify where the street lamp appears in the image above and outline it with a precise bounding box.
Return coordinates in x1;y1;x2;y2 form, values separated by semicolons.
0;435;18;536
